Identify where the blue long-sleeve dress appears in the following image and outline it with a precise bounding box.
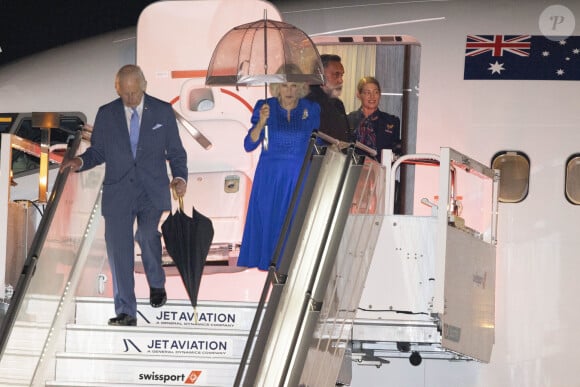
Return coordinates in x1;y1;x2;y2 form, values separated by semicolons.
237;97;321;270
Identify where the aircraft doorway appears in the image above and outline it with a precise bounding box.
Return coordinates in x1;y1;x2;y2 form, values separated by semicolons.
313;36;421;213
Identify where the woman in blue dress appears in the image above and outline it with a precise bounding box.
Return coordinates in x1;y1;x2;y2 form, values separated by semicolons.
237;64;321;270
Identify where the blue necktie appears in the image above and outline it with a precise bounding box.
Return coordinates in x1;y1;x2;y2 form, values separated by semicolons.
129;107;140;158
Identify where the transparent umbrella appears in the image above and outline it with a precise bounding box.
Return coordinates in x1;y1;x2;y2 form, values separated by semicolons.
206;13;324;149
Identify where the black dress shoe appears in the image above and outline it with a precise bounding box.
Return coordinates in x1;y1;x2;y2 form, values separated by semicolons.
108;313;137;326
150;287;167;308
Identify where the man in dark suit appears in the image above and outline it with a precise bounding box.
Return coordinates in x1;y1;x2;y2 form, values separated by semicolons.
61;64;187;326
306;54;351;144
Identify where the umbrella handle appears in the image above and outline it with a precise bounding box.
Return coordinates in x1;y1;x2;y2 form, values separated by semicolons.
172;186;185;212
263;124;269;151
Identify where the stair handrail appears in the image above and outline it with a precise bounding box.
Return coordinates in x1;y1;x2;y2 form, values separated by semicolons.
0;131;82;357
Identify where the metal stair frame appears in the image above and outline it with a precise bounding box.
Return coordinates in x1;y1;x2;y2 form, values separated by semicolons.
239;145;386;387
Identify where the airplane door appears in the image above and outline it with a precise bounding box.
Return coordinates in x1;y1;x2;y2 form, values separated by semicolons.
135;1;286;266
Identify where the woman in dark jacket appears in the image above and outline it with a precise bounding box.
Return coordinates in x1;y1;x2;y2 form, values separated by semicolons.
347;76;401;162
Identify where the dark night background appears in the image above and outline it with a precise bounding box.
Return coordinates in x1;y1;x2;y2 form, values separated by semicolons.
0;0;290;67
0;0;158;66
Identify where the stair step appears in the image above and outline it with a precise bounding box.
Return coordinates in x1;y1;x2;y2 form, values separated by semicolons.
75;297;259;330
3;321;52;352
0;377;28;386
47;383;206;387
46;382;220;387
7;297;263;385
47;382;221;387
0;322;64;385
0;350;38;386
65;324;250;358
52;352;240;386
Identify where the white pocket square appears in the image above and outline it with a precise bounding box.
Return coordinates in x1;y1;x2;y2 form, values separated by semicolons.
152;123;163;130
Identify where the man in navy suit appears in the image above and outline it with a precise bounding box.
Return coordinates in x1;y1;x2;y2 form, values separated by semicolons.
61;64;188;326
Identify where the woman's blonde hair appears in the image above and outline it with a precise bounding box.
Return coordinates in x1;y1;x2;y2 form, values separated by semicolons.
356;76;381;94
269;63;308;98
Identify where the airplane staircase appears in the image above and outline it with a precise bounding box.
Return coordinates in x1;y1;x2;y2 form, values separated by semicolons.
235;143;384;386
4;296;257;387
54;298;259;386
0;136;385;386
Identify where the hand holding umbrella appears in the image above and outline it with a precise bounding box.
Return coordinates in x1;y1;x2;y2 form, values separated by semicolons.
248;103;270;142
170;178;187;198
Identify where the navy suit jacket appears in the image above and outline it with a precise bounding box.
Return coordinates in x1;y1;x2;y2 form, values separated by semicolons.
79;94;188;217
305;85;350;142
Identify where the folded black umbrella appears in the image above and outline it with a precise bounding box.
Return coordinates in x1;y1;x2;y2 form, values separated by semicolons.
161;197;214;308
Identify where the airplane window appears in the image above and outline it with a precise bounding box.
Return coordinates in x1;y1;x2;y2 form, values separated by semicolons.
565;154;580;205
491;151;530;203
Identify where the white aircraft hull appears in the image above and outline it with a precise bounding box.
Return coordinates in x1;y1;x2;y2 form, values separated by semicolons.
1;1;579;386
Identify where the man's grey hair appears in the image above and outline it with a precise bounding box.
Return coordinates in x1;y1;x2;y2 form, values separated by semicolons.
115;64;147;90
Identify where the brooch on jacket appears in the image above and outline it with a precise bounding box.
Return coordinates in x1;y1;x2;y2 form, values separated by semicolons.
302;109;309;120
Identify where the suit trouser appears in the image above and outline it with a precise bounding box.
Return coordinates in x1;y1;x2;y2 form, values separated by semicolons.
104;189;165;317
